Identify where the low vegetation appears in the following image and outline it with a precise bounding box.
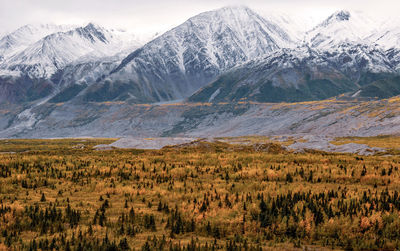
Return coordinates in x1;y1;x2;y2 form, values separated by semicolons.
0;138;400;250
331;135;400;155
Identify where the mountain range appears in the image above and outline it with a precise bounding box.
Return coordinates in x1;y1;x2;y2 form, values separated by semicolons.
0;6;399;138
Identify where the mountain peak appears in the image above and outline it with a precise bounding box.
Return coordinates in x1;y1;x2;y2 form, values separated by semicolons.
189;5;258;21
333;10;351;21
217;5;252;12
84;22;102;31
108;4;295;103
82;23;106;35
320;10;352;27
305;9;380;48
0;23;76;59
76;23;108;43
14;23;75;34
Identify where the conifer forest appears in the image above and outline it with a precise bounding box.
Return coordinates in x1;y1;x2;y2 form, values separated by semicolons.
0;138;400;250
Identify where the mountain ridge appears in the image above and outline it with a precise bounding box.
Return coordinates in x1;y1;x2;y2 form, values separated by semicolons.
96;6;295;104
0;6;399;138
0;24;76;61
189;43;398;103
1;22;142;79
1;7;399;105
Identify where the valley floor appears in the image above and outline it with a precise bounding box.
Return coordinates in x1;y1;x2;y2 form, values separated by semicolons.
0;137;400;250
2;96;400;139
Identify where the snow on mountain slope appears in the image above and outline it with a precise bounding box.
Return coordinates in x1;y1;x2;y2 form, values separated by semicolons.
326;43;395;75
1;23;142;78
386;49;400;72
189;43;396;103
305;10;379;49
1;6;399;106
371;24;400;50
102;6;295;103
261;11;319;42
0;24;75;61
51;54;124;90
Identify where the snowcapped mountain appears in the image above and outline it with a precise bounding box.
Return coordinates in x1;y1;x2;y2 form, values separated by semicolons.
322;43;395;76
0;31;5;42
371;20;400;50
189;44;397;103
386;49;400;72
0;6;399;106
373;15;400;43
186;9;400;104
1;6;400;138
0;24;75;61
305;10;379;49
0;23;144;104
87;6;295;103
261;11;319;43
1;23;142;79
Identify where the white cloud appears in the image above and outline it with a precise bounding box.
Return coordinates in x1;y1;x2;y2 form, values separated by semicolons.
0;0;398;35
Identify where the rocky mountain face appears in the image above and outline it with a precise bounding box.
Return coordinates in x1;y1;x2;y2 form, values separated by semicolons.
189;44;398;103
2;23;142;78
305;10;378;49
1;7;399;105
190;11;400;103
369;16;400;50
0;24;75;63
82;6;295;103
0;23;142;103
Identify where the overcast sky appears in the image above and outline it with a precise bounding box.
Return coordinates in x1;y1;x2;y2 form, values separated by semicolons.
0;0;398;35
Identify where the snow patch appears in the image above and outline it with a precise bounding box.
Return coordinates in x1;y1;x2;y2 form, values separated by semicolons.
209;88;221;102
352;90;361;97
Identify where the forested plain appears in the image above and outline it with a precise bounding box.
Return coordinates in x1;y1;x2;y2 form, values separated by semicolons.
0;138;400;250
